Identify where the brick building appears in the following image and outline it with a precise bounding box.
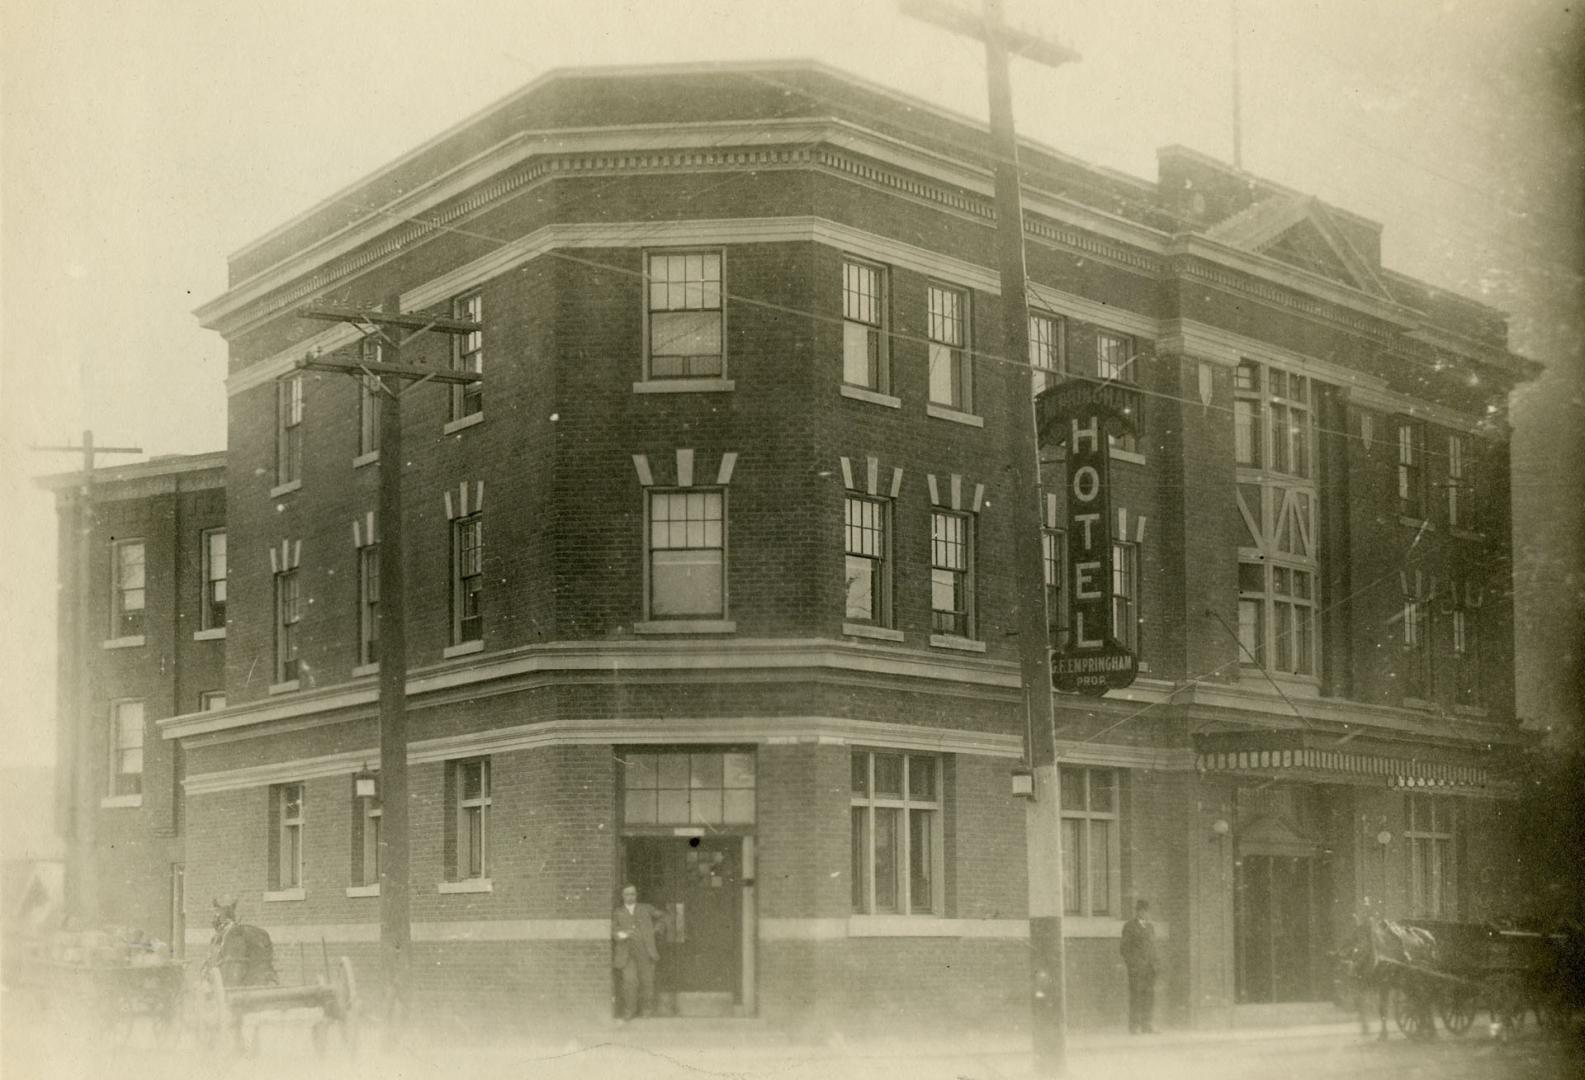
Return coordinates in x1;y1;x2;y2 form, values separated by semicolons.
71;60;1536;1032
41;452;227;949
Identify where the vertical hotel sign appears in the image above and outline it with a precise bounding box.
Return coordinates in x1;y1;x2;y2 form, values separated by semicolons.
1037;381;1139;696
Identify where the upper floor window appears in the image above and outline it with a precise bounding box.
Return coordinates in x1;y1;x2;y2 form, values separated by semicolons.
358;339;383;456
111;539;146;639
451;514;483;645
647;251;723;379
930;510;974;638
850;751;942;915
447;758;492;882
451;293;483;420
1097;331;1138;452
109;699;144;797
1111;540;1140;653
1043;527;1068;648
649;490;726;619
1235;361;1312;478
1060;766;1120;917
201;529;226;631
926;284;971;411
1446;434;1473;531
276;375;304;486
1237;560;1316;676
1451;582;1481;707
359;542;380;666
199;690;226;711
1030;312;1065;395
1399;594;1430;701
1406;795;1457;919
269;782;305;890
844;495;891;627
274;569;300;684
1397;420;1425;520
842;259;889;392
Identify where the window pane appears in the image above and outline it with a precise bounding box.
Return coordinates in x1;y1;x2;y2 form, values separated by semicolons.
851;751;869;796
843;322;879;388
1090;819;1112;914
1059;766;1085;811
908;756;936;800
851;807;869;912
657;789;690;824
874;808;899;913
624;790;658;824
651;550;724;617
690;753;724;789
909;809;934;913
1087;770;1114;812
689;790;724;824
723;788;756;824
928;343;958;405
845;555;877;621
1061;818;1081;914
657;754;690;790
873;754;903;797
723;752;755;789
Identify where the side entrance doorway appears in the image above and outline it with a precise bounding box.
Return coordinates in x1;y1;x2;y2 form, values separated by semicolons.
1232;785;1333;1004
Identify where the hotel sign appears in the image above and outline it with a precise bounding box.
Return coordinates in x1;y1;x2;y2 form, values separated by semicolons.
1037;380;1140;696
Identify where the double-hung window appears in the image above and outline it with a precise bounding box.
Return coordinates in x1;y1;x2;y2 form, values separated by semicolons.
1446;434;1473;531
1043;527;1068;648
451;294;483;420
358;339;382;457
648;490;726;619
111;539;146;639
844;495;891;627
274;569;300;683
1406;795;1457;918
1029;312;1065;395
269;782;305;891
842;259;888;392
850;751;942;915
1111;540;1140;652
200;529;226;631
352;781;381;889
926;284;971;411
930;510;974;638
447;759;491;881
358;542;380;666
1060;766;1119;917
109;700;144;798
451;514;483;645
1233;361;1262;467
1238;561;1315;675
1400;593;1430;700
1097;331;1138;452
648;251;723;379
1452;583;1481;707
1397;420;1424;520
276;375;303;486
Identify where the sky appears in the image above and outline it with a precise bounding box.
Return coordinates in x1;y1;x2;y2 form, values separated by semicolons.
2;0;1580;766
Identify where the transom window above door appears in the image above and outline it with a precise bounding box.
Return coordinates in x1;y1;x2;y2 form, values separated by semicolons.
622;750;756;825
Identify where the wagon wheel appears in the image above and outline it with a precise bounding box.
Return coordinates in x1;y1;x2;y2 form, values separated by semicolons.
1394;987;1433;1040
331;956;359;1055
1488;973;1527;1034
1439;988;1477;1035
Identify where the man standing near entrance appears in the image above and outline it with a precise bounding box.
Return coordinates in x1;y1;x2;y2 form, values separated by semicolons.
612;883;663;1022
1121;898;1158;1033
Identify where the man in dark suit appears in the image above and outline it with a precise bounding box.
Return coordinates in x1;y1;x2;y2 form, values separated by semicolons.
1120;898;1158;1033
612;883;664;1021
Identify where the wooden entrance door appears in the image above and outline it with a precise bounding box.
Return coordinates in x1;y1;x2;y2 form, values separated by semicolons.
622;836;743;1012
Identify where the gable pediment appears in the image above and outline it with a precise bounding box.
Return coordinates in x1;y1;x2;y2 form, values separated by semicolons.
1205;195;1391;301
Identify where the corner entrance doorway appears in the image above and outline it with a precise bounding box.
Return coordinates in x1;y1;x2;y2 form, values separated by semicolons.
621;835;750;1017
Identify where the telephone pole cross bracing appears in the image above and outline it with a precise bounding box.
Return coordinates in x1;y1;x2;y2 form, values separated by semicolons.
901;1;1079;1074
298;295;483;1039
33;431;144;926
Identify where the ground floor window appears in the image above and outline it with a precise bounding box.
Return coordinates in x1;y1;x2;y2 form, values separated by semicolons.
1406;794;1457;918
850;750;943;915
269;782;305;890
445;758;491;881
1059;766;1119;916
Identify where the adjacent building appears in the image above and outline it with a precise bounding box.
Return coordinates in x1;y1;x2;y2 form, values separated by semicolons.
53;61;1540;1033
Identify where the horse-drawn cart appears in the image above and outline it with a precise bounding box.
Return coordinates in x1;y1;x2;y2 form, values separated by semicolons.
192;953;359;1055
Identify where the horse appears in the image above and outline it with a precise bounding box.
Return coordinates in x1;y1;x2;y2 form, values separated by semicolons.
1339;916;1438;1040
204;898;277;988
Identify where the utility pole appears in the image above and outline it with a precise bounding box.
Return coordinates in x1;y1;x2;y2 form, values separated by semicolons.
298;295;482;1040
1230;0;1245;169
901;2;1078;1074
34;431;143;926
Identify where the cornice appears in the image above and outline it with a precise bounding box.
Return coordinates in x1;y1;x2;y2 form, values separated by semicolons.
35;452;227;495
159;637;1023;740
182;714;1024;794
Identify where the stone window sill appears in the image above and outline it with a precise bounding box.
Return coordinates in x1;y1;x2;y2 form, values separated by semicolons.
843;623;904;642
100;795;142;809
193;627;226;641
443;640;484;659
269;480;302;498
926;403;984;428
633;378;735;394
438;879;493;894
634;619;737;635
353;450;380;469
352;662;380;678
840;385;901;409
442;413;484;436
102;636;146;650
263;888;306;903
268;679;301;695
930;634;986;653
345;884;380;898
1402;697;1437;713
1109;448;1147;466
